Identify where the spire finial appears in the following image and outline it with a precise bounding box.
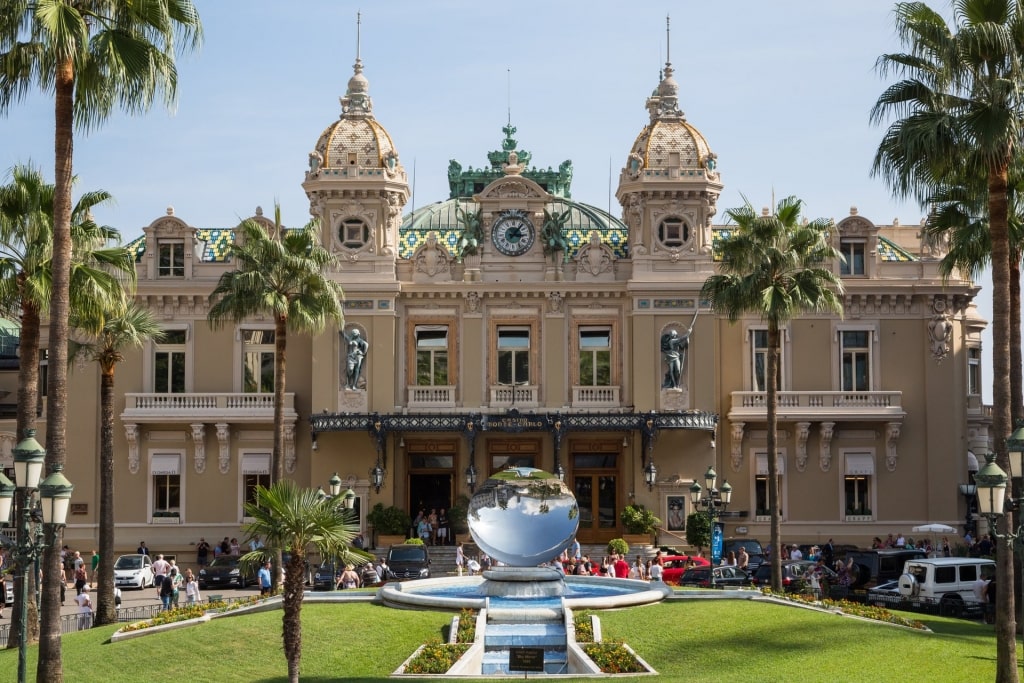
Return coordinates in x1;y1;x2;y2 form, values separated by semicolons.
340;11;372;116
666;15;671;68
507;67;512;128
356;11;362;62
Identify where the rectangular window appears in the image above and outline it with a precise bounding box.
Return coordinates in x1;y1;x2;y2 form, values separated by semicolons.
241;453;271;517
154;329;187;393
415;326;449;386
968;347;981;396
839;240;865;275
841;330;871;391
844;453;873;516
498;327;530;385
39;348;47;398
579;327;611;386
151;454;180;518
242;329;275;393
750;329;784;392
755;453;785;517
158;241;185;277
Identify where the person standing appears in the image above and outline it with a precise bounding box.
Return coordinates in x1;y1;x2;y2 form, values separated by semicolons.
426;509;439;546
258;560;273;596
90;549;100;589
137;541;149;556
437;508;450;546
196;538;211;567
185;569;201;605
337;564;360;590
613;554;630;578
73;561;88;596
455;543;465;577
159;569;175;610
151;554;171;596
74;590;93;628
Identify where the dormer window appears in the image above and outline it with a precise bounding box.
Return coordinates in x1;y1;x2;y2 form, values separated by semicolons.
347;152;358;165
158;241;185;277
658;218;690;248
840;239;866;276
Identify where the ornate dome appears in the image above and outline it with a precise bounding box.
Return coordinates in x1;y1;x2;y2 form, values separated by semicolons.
308;23;403;177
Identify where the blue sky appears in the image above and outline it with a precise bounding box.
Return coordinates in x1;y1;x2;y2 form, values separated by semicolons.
0;1;1004;401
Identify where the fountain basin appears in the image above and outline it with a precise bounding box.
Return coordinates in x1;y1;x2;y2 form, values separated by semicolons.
377;574;671;611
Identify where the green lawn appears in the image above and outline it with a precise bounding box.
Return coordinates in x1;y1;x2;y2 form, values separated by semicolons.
0;600;1014;682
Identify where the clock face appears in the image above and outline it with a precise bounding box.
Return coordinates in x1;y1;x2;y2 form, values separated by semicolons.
491;210;536;256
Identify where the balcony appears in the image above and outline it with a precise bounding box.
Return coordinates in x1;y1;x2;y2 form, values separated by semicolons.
122;392;296;423
728;390;904;422
571;386;621;409
407;385;456;410
489;384;539;409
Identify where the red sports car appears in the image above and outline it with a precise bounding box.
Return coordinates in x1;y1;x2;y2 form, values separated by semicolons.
660;555;711;584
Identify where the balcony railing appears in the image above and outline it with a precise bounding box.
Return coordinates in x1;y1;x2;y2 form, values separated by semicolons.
571;386;621;408
122;392;296;423
489;384;539;408
407;385;456;410
729;390;904;421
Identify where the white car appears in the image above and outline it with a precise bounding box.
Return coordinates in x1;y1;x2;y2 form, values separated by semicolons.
113;554;154;589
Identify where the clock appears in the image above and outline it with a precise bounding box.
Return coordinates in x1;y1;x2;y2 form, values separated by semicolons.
491;210;536;256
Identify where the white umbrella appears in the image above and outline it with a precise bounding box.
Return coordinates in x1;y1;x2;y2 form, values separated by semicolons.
912;523;957;534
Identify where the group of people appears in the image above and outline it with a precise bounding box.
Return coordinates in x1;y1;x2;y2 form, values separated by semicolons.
413;508;451;546
454;543;491;576
335;560;384;589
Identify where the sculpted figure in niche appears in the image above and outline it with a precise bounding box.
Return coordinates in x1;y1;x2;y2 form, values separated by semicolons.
929;313;953;361
454;204;483;262
541;207;572;263
344;329;369;390
661;312;698;389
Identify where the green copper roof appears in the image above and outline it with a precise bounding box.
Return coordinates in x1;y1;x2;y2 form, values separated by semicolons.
400;198;629;259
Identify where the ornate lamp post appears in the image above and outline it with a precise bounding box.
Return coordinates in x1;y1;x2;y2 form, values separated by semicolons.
689;465;732;587
643;460;657;491
1;430;73;683
465;464;478;493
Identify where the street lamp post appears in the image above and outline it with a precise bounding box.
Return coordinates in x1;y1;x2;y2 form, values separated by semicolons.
689;465;732;588
0;430;74;683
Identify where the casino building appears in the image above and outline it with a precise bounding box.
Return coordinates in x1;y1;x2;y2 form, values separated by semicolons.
3;31;991;555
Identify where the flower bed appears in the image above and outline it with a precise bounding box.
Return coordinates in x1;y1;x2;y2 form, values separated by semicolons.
761;589;927;630
112;594;280;642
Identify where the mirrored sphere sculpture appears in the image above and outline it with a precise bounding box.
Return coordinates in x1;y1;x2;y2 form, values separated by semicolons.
468;467;579;566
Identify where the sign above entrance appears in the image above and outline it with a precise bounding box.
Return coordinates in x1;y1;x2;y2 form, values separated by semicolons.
482;410;547;433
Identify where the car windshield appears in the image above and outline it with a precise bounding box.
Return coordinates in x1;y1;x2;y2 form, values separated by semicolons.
114;556;142;570
209;558;238;568
390;547;425;562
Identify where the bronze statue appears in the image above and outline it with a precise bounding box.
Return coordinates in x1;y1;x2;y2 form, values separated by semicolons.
541;207;572;263
454;204;483;263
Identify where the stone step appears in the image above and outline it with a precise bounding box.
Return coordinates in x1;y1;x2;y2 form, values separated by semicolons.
484;622;566;648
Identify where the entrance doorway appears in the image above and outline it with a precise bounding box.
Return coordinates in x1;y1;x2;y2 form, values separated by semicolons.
408;473;452;519
573;474;618;543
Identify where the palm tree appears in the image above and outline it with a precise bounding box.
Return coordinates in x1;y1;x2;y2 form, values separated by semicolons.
239;480;363;683
0;5;202;678
0;162;134;645
207;209;344;485
70;302;162;626
700;195;844;593
871;5;1024;676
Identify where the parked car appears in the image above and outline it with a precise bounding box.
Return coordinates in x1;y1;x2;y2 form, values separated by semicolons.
723;538;765;572
866;580;904;608
312;560;343;590
660;555;711;584
750;560;837;594
679;565;751;588
846;549;927;589
198;556;256;589
113;554;154;589
386;544;430;580
898;557;995;617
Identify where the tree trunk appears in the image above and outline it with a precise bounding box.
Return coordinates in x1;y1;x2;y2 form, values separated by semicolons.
987;164;1017;683
272;315;288;590
9;297;41;648
283;550;306;683
767;324;782;593
1010;253;1021;424
37;53;75;683
94;366;117;625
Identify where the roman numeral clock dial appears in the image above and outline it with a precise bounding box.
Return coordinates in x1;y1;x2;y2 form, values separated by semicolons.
491;210;536;256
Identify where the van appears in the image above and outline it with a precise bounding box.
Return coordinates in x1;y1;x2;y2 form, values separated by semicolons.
723;538;765;572
898;557;996;617
846;548;927;588
386;543;431;580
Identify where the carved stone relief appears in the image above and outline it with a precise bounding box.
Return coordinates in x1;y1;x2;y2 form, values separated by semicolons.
412;232;451;279
819;421;835;472
885;422;902;472
575;231;615;278
730;421;745;471
125;423;140;475
191;423;206;474
794;422;811;472
216;423;230;474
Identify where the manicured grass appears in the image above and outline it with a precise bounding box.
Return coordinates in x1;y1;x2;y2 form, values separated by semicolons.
0;600;1015;681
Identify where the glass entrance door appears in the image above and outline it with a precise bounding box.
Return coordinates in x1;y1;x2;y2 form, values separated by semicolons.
573;474;617;543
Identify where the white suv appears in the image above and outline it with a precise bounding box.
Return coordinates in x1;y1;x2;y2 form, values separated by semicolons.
897;557;995;617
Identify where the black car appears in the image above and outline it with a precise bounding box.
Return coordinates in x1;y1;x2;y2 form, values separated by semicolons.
723;538;765;572
312;561;342;591
197;556;256;589
679;565;751;588
846;549;927;589
750;560;837;595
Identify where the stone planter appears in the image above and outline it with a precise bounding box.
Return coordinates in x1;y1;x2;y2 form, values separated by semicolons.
622;533;652;547
378;534;409;547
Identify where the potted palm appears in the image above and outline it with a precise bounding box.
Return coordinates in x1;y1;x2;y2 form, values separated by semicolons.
619;504;661;545
368;503;411;548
